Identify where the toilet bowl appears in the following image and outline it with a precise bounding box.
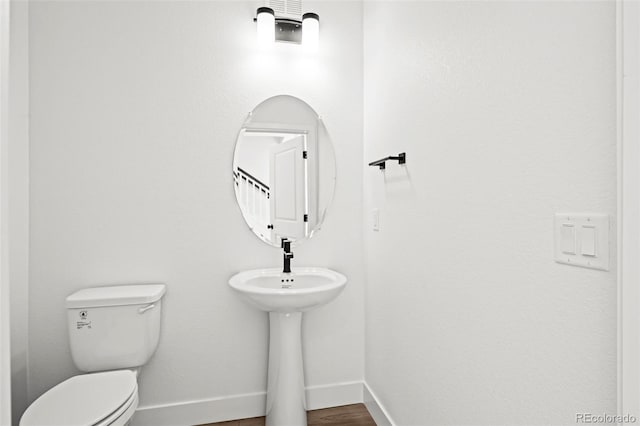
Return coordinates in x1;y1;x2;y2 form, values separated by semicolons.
20;284;166;426
21;370;138;426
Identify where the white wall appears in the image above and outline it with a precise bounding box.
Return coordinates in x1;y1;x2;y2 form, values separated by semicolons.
8;1;29;424
363;2;617;425
620;0;640;418
27;1;363;423
0;0;12;424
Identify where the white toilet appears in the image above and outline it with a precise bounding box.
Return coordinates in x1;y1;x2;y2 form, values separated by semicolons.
20;284;166;426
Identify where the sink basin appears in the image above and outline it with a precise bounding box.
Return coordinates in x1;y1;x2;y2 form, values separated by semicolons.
229;266;347;426
228;267;347;313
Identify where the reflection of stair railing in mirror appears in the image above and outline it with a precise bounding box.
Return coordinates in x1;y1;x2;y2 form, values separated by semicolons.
234;167;271;240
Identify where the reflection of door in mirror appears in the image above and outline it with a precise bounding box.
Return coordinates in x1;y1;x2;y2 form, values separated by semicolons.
234;130;312;244
269;134;308;242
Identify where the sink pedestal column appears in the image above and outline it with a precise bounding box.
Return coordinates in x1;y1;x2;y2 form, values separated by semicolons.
266;312;307;426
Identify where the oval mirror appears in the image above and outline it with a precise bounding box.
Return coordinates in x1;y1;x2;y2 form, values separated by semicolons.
232;95;336;247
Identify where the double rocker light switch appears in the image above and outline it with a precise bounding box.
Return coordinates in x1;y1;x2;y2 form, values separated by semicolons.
554;214;609;271
581;226;597;257
560;224;576;254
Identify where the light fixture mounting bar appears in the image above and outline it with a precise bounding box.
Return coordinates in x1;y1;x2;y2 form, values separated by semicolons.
275;18;302;44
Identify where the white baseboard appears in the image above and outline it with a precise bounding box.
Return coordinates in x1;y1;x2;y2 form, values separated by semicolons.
131;381;364;426
130;390;266;426
363;381;395;426
305;381;363;410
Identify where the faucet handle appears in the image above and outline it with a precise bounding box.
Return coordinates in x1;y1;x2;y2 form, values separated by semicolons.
281;238;291;252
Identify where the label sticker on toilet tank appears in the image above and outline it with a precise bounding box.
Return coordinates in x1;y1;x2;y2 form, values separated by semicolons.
77;311;91;329
76;321;92;330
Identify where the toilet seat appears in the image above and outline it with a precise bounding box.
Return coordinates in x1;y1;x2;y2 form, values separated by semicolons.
94;390;138;426
20;370;138;426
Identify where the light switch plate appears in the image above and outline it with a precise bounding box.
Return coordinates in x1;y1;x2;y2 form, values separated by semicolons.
554;213;609;271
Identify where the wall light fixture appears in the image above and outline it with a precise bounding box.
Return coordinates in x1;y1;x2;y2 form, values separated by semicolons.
301;13;319;50
256;7;275;46
254;7;319;49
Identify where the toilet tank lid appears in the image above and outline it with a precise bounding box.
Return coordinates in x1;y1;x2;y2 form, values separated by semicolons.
66;284;166;308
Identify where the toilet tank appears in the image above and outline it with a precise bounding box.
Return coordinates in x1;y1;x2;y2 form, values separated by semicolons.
66;284;166;372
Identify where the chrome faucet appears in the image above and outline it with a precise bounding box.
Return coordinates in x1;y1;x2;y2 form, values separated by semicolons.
281;239;294;274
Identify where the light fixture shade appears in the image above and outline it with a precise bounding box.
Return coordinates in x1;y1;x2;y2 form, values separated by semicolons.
256;7;275;46
302;12;319;50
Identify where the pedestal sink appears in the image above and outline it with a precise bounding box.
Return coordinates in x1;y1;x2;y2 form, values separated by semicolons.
228;267;347;426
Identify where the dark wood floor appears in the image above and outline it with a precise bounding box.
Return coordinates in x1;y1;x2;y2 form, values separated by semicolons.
200;403;376;426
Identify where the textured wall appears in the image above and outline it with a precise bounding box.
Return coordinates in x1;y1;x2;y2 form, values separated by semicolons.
8;1;29;424
27;0;363;419
363;1;617;425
